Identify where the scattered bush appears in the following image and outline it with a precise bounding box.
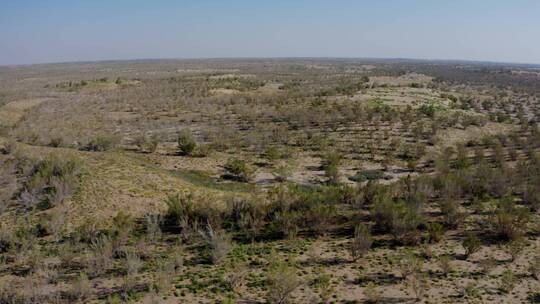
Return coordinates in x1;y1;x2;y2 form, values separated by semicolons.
84;133;118;151
177;130;197;155
224;158;254;182
266;259;301;304
199;224;232;265
462;234;481;259
491;197;530;240
350;224;372;262
427;222;444;243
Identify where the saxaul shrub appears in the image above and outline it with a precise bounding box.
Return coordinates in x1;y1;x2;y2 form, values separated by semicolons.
84;132;119;152
226;197;265;241
199;224;232;265
266;258;301;304
427;222;444;243
224;158;254;182
19;155;81;210
350;224;372;262
462;234;481;259
491;196;530;241
322;150;342;184
273;211;300;239
438;255;452;276
307;203;336;236
177;129;197;155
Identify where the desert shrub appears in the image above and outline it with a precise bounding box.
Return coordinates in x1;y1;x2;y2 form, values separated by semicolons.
272;161;292;182
266;259;301;304
523;185;540;211
455;143;470;169
111;211;133;253
199;224;232;265
84;133;118;151
408;272;428;301
134;133;159;153
145;213;162;242
498;269;517;293
86;235;114;277
307;203;336;236
364;282;381;303
123;251;143;292
478;255;497;274
177;130;197;155
462;234;481;259
226;197;265;241
321;150;341;184
390;201;422;245
505;238;526;262
529;255;540;280
225;263;248;293
491;196;530;240
439;200;463;229
273;211;300;239
19;155;81;210
438;255;451;276
224;158;253;182
71;273;92;301
427;222;444;243
194;143;212;157
399;251;423;280
350;224;372;262
153;259;175;294
165;193;223;237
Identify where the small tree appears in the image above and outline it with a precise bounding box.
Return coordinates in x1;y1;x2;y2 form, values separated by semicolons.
177;130;197;155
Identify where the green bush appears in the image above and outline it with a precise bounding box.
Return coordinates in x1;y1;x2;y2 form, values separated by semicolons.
85;133;118;151
427;222;444;243
462;234;481;258
492;197;530;240
224;158;253;182
177;130;197;155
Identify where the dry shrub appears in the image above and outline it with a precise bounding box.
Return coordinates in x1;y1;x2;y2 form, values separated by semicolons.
227;197;266;241
71;272;92;301
399;251;423;280
364;282;381;303
199;224;232;265
438;255;451;276
462;234;481;259
491;197;530;241
266;259;301;304
86;235;114;277
350;224;372;262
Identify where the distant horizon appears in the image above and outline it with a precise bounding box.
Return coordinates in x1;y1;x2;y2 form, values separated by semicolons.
3;56;540;69
2;1;540;66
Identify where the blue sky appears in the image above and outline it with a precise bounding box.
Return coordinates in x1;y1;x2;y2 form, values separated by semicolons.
1;0;539;65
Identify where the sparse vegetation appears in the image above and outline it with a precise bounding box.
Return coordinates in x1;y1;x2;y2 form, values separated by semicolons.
1;59;539;303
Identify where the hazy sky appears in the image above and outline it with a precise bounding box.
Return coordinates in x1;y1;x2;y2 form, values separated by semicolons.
1;0;539;65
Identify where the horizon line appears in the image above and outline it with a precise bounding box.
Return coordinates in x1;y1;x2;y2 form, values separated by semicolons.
2;56;540;69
